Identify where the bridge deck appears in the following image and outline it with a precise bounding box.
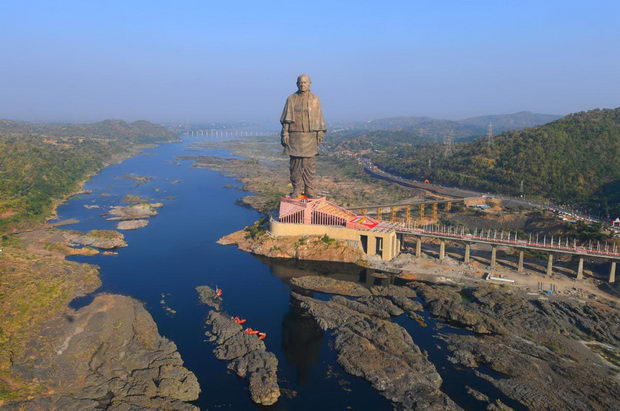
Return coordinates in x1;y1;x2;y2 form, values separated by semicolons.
393;224;620;260
347;197;475;211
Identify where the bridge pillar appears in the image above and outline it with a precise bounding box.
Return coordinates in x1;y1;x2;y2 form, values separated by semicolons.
376;207;382;220
419;204;424;218
546;254;554;276
517;250;524;272
432;203;438;219
439;240;446;261
490;246;497;269
446;201;452;212
576;257;584;280
610;261;617;283
464;243;471;264
390;207;397;222
416;238;422;258
405;206;412;225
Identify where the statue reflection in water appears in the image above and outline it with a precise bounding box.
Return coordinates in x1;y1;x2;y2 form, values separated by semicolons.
258;256;405;383
281;291;324;384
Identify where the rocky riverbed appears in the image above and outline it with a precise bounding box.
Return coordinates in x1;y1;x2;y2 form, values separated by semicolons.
289;275;620;410
2;224;200;409
17;227;127;257
293;290;458;409
5;294;200;410
411;281;620;410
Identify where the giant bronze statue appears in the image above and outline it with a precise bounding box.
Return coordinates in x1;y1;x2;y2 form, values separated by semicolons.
280;74;326;198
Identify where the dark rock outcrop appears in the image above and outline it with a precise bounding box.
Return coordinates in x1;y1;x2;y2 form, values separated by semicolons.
8;294;200;410
290;276;372;297
197;285;280;406
331;295;404;319
283;275;620;409
390;295;424;314
443;332;620;410
228;350;280;406
292;292;459;410
412;281;620;410
370;284;418;298
196;285;223;310
205;311;280;405
412;282;504;334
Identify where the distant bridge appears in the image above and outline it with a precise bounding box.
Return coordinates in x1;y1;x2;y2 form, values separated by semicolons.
185;129;272;137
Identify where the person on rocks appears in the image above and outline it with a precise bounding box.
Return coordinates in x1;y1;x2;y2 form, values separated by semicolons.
280;74;327;198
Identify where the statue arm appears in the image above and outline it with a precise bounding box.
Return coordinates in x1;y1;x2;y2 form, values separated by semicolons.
281;123;289;147
280;96;294;147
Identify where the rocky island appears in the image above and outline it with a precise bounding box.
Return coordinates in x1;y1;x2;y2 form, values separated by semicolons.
197;285;281;406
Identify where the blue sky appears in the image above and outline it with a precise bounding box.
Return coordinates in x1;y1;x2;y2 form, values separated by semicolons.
1;1;619;123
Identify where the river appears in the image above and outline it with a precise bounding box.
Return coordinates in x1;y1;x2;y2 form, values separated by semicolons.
55;136;521;410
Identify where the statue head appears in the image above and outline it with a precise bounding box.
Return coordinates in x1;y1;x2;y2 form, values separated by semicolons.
296;74;311;93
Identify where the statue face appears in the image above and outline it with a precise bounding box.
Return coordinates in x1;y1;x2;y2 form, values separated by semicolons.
296;76;311;93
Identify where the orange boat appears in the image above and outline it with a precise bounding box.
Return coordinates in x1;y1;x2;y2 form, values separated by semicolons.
232;316;247;325
215;288;223;298
258;332;267;340
244;328;259;335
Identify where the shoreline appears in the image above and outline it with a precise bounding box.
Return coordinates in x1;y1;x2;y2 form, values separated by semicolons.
0;136;203;408
45;142;164;224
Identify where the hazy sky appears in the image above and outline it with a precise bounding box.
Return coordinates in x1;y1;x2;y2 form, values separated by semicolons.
1;1;619;124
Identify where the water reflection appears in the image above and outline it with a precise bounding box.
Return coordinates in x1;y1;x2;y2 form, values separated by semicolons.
281;293;324;385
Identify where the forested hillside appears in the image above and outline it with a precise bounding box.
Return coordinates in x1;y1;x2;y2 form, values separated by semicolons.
0;120;177;232
370;108;620;217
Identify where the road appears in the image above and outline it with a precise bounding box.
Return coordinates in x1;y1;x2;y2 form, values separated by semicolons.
352;156;607;226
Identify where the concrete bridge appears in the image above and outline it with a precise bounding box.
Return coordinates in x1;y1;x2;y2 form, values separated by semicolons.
388;222;619;283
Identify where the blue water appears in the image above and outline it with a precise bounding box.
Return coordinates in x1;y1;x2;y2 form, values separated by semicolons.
57;137;390;410
56;136;524;410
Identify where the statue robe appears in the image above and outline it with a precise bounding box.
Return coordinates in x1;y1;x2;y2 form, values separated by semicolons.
280;91;326;157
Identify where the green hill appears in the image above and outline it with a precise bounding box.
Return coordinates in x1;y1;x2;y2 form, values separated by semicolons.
0;120;177;233
370;108;620;217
